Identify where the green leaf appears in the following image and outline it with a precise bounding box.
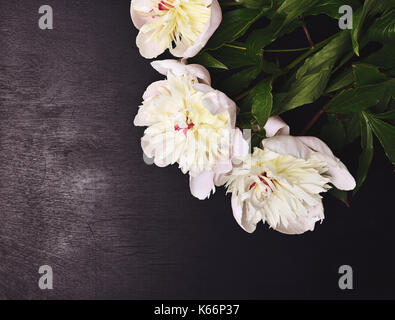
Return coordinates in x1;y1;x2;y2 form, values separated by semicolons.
326;69;354;93
219;66;262;96
206;8;264;51
237;0;271;9
274;69;331;114
296;32;350;79
244;0;321;53
320;116;346;151
191;52;228;70
351;0;375;56
364;111;395;164
367;9;395;42
277;0;320;26
251;78;273;128
352;63;388;87
354;112;374;193
344;113;361;144
327;83;388;114
363;43;395;69
307;0;361;19
375;109;395;120
211;45;254;69
274;32;350;114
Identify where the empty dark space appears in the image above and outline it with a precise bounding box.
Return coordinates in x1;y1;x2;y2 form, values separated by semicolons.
0;0;393;299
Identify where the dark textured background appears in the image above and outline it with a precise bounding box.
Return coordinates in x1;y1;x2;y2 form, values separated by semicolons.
0;0;393;300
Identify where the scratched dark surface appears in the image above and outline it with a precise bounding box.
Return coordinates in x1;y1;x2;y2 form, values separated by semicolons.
0;0;393;300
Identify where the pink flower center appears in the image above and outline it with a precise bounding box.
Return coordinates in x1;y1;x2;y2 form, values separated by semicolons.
158;0;174;11
249;174;274;192
174;122;195;135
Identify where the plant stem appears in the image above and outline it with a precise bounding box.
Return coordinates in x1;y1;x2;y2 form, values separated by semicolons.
223;43;246;50
235;90;250;101
223;43;310;52
284;33;338;71
265;47;311;53
299;16;315;49
300;104;330;135
235;33;340;102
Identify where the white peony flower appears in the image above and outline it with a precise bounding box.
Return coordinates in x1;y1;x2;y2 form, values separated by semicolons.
221;116;356;235
134;59;248;199
130;0;222;59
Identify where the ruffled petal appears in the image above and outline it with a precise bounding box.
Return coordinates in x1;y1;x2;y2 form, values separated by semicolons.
297;136;356;191
264;116;290;137
194;84;237;126
231;196;260;233
232;128;249;160
136;30;167;59
189;171;215;200
274;201;324;235
261;135;313;161
151;60;211;85
142;80;167;100
130;1;152;30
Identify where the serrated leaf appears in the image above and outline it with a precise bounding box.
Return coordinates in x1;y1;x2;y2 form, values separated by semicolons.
251;78;273;128
206;8;264;51
192;52;228;70
354;112;374;194
327;83;388;114
364;111;395;164
352;63;388;87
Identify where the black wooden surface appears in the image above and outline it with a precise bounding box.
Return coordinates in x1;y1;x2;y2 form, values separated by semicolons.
0;0;393;299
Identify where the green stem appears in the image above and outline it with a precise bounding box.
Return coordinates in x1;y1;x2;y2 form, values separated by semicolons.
284;33;339;71
235;32;340;102
224;43;311;52
224;43;246;50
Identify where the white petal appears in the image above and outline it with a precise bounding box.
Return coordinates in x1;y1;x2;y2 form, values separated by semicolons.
142;80;167;100
194;84;237;126
151;60;211;85
130;8;150;30
131;0;153;12
136;30;167;59
231;196;260;233
261;135;313;161
189;171;215;200
264;116;290;137
274;201;324;235
297;136;356;191
171;0;222;58
232;128;249;159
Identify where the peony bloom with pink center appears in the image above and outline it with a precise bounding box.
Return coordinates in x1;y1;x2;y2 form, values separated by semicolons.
134;59;248;199
130;0;222;59
221;116;356;235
